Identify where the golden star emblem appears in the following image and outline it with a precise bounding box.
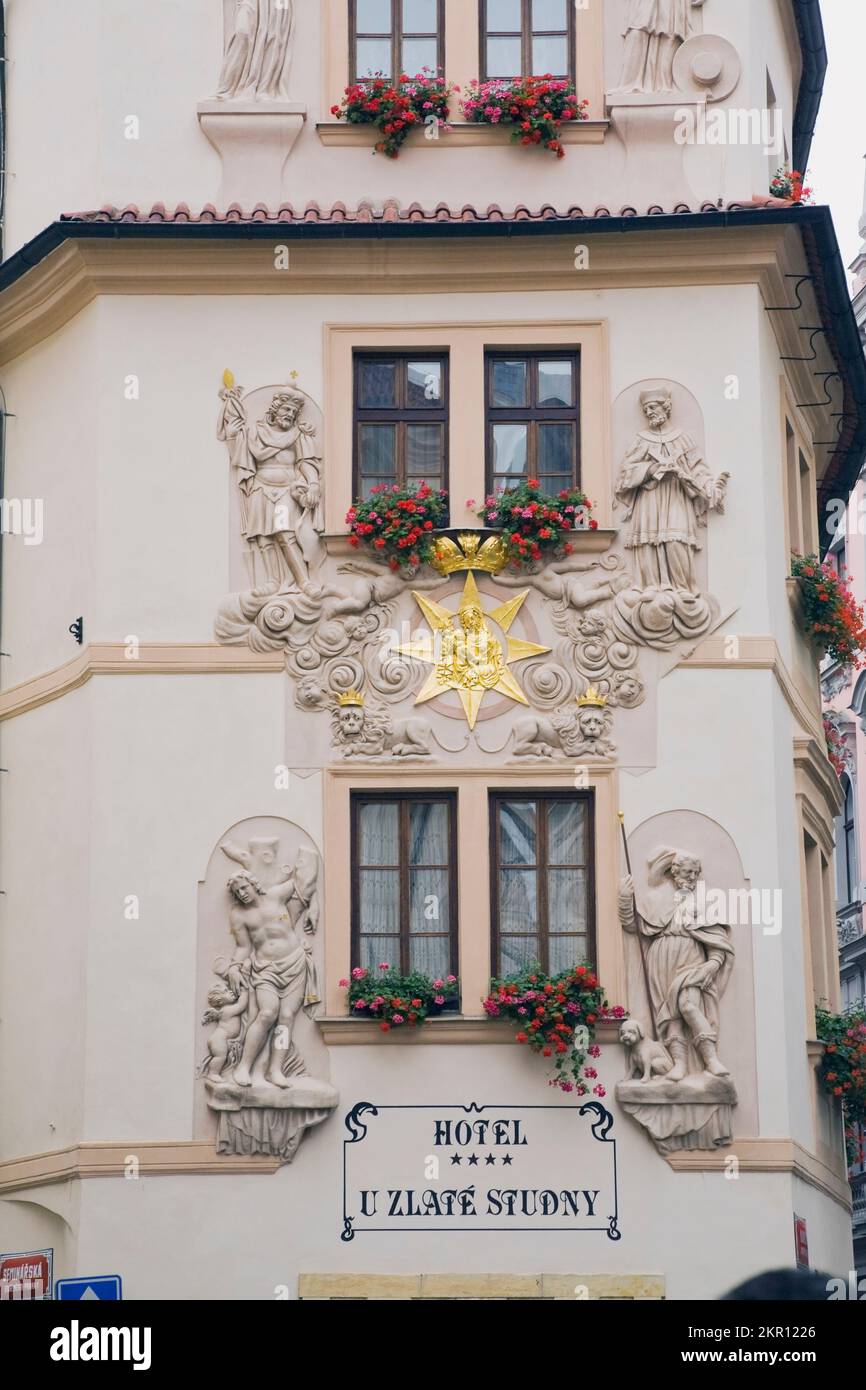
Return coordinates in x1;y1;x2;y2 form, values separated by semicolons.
395;572;550;730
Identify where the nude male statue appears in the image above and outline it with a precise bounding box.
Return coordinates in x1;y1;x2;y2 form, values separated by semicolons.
225;854;320;1090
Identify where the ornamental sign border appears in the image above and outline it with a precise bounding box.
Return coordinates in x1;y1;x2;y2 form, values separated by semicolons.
341;1100;620;1243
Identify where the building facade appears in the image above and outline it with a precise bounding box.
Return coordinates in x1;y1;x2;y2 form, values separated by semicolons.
1;0;863;1301
821;159;866;1280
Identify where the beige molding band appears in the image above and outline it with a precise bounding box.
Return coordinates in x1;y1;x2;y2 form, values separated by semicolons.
0;227;810;369
677;634;823;741
667;1138;852;1212
315;121;608;148
0;643;284;722
319;1017;623;1045
0;1136;849;1208
0;1141;279;1195
298;1273;664;1300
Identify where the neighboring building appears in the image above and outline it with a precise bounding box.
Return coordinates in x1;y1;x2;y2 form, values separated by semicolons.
1;1;864;1301
821;154;866;1281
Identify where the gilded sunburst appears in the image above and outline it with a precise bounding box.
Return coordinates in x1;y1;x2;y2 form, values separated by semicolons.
395;572;549;730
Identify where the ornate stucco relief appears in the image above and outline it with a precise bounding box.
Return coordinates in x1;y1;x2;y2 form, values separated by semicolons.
213;372;730;772
215;0;295;102
197;822;338;1164
614;811;758;1153
613;382;728;650
613;0;707;96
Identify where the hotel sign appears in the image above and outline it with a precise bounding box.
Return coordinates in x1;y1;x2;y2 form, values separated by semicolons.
341;1102;620;1241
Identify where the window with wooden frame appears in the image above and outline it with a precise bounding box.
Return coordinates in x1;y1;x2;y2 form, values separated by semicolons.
351;791;458;980
784;413;817;557
485;350;580;495
350;0;445;82
480;0;575;81
835;774;858;910
353;352;449;499
490;790;595;975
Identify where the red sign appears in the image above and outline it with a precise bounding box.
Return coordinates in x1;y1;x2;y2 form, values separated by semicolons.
0;1249;52;1300
794;1215;809;1269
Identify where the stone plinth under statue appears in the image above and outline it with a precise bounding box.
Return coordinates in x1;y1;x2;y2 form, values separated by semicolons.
206;1074;339;1164
617;1072;736;1154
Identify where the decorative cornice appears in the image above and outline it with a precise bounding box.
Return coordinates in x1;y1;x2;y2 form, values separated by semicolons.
0;644;284;722
1;1134;848;1209
677;634;823;742
667;1138;851;1212
0;1141;279;1195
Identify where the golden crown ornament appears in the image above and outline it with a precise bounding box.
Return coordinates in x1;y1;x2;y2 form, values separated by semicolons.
577;685;608;709
336;689;365;708
431;532;510;577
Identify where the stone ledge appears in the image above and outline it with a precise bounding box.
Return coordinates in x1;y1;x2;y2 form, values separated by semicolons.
298;1272;663;1299
316;120;608;149
319;1016;623;1045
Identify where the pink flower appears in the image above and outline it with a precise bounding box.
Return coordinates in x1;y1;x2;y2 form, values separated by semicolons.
392;1013;405;1025
588;1044;601;1058
433;979;444;989
434;995;445;1005
338;978;350;988
466;499;476;508
517;1007;527;1015
593;1085;606;1098
353;999;367;1010
584;1066;598;1079
351;967;367;980
446;974;457;983
378;962;390;971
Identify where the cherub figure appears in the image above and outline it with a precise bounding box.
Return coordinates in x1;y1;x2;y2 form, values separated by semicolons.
200;977;249;1080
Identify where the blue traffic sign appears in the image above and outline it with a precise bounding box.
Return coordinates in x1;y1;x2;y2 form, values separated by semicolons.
55;1275;122;1301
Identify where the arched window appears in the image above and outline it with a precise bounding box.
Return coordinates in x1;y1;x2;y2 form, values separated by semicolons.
836;774;858;909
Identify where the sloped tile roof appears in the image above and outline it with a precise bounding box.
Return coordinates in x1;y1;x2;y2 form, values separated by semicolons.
59;198;786;226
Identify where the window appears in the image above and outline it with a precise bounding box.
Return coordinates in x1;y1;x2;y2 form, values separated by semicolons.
490;791;594;974
480;0;575;81
485;350;580;495
784;412;817;558
351;792;458;978
350;0;444;81
836;775;859;909
353;352;448;499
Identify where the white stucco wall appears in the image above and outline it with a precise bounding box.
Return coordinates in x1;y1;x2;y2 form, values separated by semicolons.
4;0;803;255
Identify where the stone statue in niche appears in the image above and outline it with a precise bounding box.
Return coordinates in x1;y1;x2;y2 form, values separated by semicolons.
200;837;337;1164
616;846;737;1153
613;384;728;650
218;377;324;591
216;0;294;101
614;0;706;94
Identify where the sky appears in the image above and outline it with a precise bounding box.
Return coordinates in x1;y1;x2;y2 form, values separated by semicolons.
808;0;866;278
